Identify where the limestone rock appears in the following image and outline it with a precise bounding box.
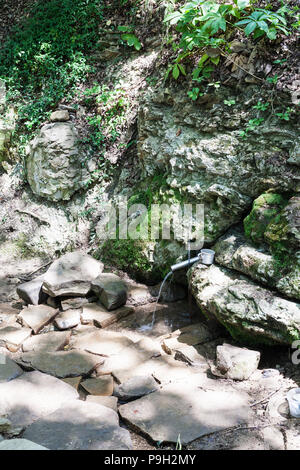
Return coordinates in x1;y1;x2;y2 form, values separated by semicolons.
17;276;47;305
0;303;19;326
71;330;134;357
0;325;31;350
0;371;79;427
23;401;132;450
81;302;133;328
212;343;260;381
54;309;81;330
42;252;103;297
0;417;12;433
50;110;70;122
91;273;128;310
19;304;58;334
22;331;71;353
213;226;299;300
265;195;300;254
0;439;48;450
17;350;103;378
81;376;114;396
243;193;288;245
189;263;300;345
27;122;89;201
86;395;118;412
115;375;158;400
0;353;23;382
119;376;251;444
61;297;89;311
62;376;82;390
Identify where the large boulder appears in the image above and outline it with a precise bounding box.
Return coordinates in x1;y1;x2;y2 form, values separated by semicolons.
213;226;299;300
188;263;300;346
27;122;89;201
42;252;104;297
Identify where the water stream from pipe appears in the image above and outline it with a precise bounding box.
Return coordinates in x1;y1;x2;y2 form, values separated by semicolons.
138;270;173;332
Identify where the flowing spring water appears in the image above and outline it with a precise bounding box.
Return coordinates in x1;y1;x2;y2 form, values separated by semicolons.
138;270;173;332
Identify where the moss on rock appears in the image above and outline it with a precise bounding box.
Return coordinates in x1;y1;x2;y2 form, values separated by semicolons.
243;193;288;245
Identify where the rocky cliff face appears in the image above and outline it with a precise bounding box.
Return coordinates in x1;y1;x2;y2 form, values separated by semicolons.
0;1;299;346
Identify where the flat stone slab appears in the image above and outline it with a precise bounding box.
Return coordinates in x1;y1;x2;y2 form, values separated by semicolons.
98;337;161;376
115;375;159;400
22;331;71;353
81;376;114;396
0;325;31;349
0;303;20;325
0;439;48;450
119;377;251;444
19;304;59;334
17;350;103;378
86;395;118;412
0;353;23;382
54;309;81;330
61;297;89;311
71;330;134;357
23;400;132;450
161;322;220;353
62;376;82;390
81;303;133;328
0;371;79;427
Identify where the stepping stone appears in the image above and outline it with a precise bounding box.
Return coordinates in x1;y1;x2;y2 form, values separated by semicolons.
54;309;81;330
91;273;128;310
119;378;251;444
61;297;89;311
22;331;71;353
71;330;134;357
19;305;59;334
81;303;133;328
42;252;104;297
0;353;23;382
23;400;133;450
0;371;79;427
62;376;82;390
86;395;118;412
115;375;158;400
17;350;103;378
81;376;114;396
16;276;47;305
0;439;48;450
0;325;31;350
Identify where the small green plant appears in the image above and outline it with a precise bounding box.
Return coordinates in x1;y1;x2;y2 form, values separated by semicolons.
164;0;294;85
118;26;142;50
187;87;202;100
224;99;236;106
275;107;292;121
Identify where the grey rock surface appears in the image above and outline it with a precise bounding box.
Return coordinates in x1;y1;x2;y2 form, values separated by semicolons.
0;371;79;427
189;263;300;345
91;273;128;310
27;122;89;201
23;400;133;450
0;353;23;382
